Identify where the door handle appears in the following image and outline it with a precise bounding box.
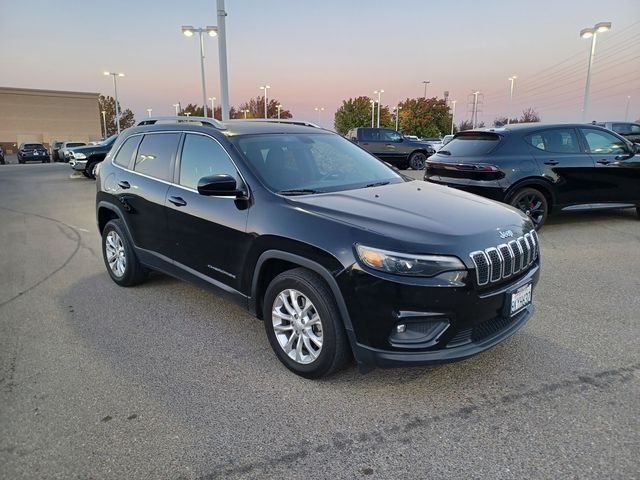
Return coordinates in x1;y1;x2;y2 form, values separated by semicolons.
543;160;559;165
118;180;130;189
596;159;611;165
168;196;187;207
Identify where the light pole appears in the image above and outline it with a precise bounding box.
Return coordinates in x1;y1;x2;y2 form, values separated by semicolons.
173;103;180;115
101;110;106;138
472;91;480;129
625;95;631;121
181;25;218;117
314;107;324;124
216;0;230;121
277;104;282;119
580;22;611;122
241;109;249;119
103;72;124;134
259;85;271;118
209;97;216;119
374;89;384;128
422;80;430;98
394;105;402;131
507;76;517;124
185;112;192;117
370;99;375;127
146;108;153;118
450;100;457;135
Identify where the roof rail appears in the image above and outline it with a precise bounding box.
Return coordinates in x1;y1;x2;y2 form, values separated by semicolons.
227;118;321;128
136;116;226;130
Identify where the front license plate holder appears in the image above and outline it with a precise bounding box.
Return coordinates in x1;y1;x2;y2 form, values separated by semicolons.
505;282;532;317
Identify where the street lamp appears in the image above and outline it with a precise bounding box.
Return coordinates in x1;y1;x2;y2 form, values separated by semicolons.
185;112;192;117
314;107;324;124
450;100;457;135
507;76;517;124
173;103;180;115
241;109;249;119
276;104;282;119
625;95;631;121
580;21;611;122
259;85;271;118
146;108;153;118
394;105;402;131
100;110;106;138
210;97;217;118
182;25;218;117
370;99;375;127
422;80;430;98
103;71;124;134
374;89;384;128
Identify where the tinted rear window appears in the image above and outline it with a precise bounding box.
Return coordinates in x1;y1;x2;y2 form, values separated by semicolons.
67;143;85;148
134;133;181;181
24;144;44;149
439;132;501;156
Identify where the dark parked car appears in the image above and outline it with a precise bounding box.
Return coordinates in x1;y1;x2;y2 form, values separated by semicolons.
17;143;50;163
97;117;540;378
425;123;640;228
69;134;118;179
0;145;4;165
59;141;86;162
593;121;640;144
51;141;64;162
346;127;435;170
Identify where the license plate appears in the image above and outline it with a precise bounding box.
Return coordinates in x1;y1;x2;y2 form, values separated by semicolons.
510;283;532;316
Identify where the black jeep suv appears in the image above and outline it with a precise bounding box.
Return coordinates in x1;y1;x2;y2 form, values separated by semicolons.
425;123;640;228
96;117;540;378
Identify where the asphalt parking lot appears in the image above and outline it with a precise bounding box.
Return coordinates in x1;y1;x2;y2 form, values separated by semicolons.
1;163;638;479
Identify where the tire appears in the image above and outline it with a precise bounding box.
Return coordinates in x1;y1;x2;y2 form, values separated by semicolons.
101;219;147;286
263;268;351;378
636;206;640;219
509;187;548;229
409;151;427;170
86;161;98;179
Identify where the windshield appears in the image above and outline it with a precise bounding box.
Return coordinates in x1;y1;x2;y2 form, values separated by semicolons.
98;134;118;146
233;133;405;194
439;132;501;156
67;143;85;148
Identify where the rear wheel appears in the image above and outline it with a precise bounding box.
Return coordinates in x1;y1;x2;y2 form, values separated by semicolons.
263;268;350;378
509;187;548;229
101;219;147;286
86;161;98;179
409;151;427;170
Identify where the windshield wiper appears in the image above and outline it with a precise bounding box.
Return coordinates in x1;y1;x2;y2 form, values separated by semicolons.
364;181;390;188
277;188;322;196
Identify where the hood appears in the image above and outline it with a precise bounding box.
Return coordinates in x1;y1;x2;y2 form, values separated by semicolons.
288;180;532;254
70;143;108;154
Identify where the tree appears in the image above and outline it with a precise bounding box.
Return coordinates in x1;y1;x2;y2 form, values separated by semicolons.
396;97;451;137
458;120;484;131
493;116;519;127
235;96;292;119
334;96;373;135
520;107;541;123
98;95;135;137
182;103;205;117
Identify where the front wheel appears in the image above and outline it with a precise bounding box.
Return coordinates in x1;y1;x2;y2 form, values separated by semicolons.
409;152;427;170
263;268;350;378
86;161;98;179
509;187;548;229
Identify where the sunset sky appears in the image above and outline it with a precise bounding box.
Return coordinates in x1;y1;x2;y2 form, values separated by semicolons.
1;0;638;129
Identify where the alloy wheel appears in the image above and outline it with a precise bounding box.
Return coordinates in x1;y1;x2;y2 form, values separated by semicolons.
513;191;546;227
105;230;127;278
272;289;323;364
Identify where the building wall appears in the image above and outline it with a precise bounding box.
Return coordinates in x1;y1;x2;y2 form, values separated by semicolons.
0;87;102;153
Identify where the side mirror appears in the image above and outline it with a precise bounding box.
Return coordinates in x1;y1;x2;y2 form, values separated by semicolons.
197;174;243;197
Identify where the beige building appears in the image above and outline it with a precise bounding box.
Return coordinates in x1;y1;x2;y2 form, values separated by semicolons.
0;86;102;154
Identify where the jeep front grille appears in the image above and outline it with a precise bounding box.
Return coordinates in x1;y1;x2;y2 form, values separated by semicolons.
470;230;539;286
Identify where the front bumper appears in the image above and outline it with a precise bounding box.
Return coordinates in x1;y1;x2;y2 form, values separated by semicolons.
338;260;540;369
20;154;49;162
69;159;87;171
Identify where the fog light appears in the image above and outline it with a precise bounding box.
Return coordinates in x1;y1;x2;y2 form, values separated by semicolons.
396;324;406;333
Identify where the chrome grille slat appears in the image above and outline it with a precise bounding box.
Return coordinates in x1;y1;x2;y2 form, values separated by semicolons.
469;229;539;286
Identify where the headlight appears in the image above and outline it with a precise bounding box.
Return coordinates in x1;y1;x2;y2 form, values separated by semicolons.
74;152;86;159
356;245;466;277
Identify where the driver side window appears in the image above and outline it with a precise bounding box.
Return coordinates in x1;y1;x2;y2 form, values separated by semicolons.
580;129;628;155
381;130;402;142
179;134;238;190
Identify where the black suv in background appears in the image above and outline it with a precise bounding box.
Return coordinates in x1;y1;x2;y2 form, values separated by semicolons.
97;117;539;378
17;143;50;163
346;127;435;170
594;121;640;144
69;134;118;178
425;123;640;228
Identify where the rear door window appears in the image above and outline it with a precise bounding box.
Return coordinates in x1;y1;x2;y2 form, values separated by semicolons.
133;133;181;181
439;132;501;156
525;129;580;153
114;135;142;168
